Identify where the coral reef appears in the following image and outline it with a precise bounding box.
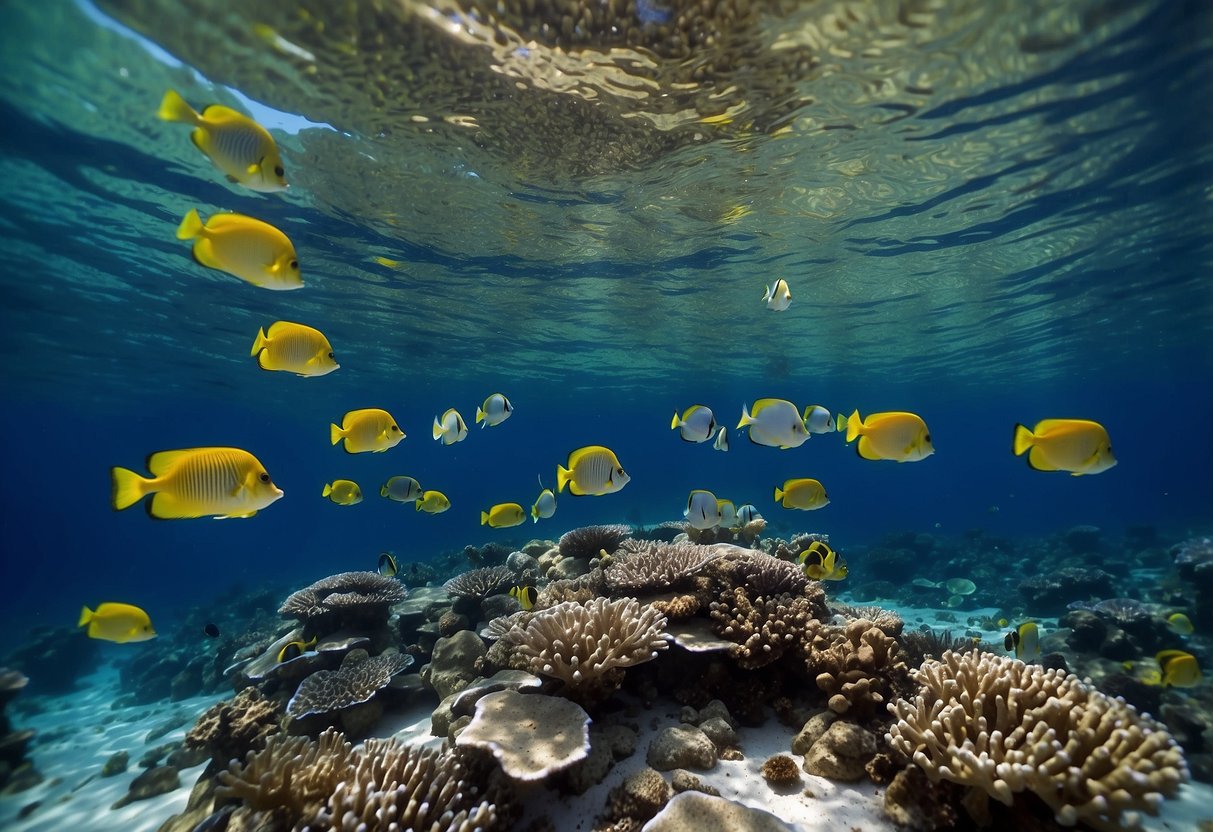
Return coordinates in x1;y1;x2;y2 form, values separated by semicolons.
443;565;516;601
558;524;633;559
278;571;407;630
887;649;1188;831
605;540;721;594
287;649;413;728
719;548;811;597
455;690;591;781
185;687;282;766
760;754;801;786
708;587;815;670
832;603;904;637
806;618;907;718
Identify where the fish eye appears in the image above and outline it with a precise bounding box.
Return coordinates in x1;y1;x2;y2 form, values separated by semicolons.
925;434;932;442
327;352;334;359
391;425;400;432
289;260;299;270
274;165;285;177
259;472;270;483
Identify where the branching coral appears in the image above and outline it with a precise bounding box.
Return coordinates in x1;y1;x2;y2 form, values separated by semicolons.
806;618;906;718
278;571;406;625
886;649;1188;832
832;604;904;637
443;565;515;600
708;588;815;670
287;650;413;719
216;728;356;815
509;598;668;694
606;540;721;594
558;524;633;559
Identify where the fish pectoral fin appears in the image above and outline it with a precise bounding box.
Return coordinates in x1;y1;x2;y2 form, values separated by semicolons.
216;510;258;519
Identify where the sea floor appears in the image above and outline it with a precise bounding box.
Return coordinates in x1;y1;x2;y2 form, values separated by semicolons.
3;603;1211;832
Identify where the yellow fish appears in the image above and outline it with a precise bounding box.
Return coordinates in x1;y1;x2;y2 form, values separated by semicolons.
510;585;537;610
476;394;514;428
177;209;300;291
433;408;469;445
322;480;362;506
416;490;451;514
481;502;526;528
800;542;847;581
1013;419;1116;476
111;447;283;519
277;636;318;663
1167;613;1195;636
1004;622;1041;661
158;89;288;192
78;603;157;644
845;410;934;462
557;446;630;496
331;409;405;454
671;405;717;443
1157;650;1202;688
774;478;830;511
250;321;338;376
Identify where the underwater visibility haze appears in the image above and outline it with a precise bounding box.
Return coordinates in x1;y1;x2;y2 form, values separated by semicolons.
1;0;1212;829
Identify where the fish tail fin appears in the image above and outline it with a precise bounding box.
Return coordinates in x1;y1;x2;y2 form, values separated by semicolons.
774;486;783;502
670;411;682;430
762;284;772;301
531;505;539;522
480;511;489;525
322;483;332;497
414;500;423;511
736;404;753;429
78;606;93;628
476;407;486;425
556;464;572;494
176;208;204;240
845;410;862;443
157;89;199;124
1013;424;1035;456
250;327;269;357
111;466;151;511
432;417;444;441
329;423;343;446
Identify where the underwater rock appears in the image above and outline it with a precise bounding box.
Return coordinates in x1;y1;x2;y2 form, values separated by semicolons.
883;765;961;830
647;725;717;771
1016;567;1115;615
606;766;672;825
643;791;794;831
1174;536;1213;595
0;668;36;790
801;721;877;781
697;716;737;751
1060;609;1107;651
791;710;836;756
4;626;100;694
424;630;486;700
559;721;631;794
670;768;720;796
1064;524;1103;553
185;687;283;766
101;750;129;777
111;764;179;809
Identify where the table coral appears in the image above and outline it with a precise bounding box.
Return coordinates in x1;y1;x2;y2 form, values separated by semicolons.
443;565;516;600
455;690;591;781
287;649;413;719
606;540;721;594
278;571;407;629
559;524;633;559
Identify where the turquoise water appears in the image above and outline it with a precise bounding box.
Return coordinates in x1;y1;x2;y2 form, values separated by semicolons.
0;0;1211;636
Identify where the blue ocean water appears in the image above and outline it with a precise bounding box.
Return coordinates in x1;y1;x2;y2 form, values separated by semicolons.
0;0;1211;642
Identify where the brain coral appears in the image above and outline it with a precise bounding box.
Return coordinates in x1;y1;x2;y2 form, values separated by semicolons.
278;571;406;622
605;540;721;594
443;565;516;600
886;649;1188;832
287;650;413;719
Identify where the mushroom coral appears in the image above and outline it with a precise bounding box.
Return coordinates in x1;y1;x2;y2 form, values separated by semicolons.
443;565;516;600
278;571;406;627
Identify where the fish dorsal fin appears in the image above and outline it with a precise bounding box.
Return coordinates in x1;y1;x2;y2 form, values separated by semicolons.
146;448;202;476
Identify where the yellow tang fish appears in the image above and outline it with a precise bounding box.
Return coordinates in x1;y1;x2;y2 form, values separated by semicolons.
322;480;363;505
1004;622;1041;661
111;447;283;519
510;585;537;610
774;478;829;511
1013;419;1116;476
1167;613;1195;636
737;399;809;449
1157;649;1202;688
416;490;451;514
251;321;338;377
433;408;469;445
381;476;423;503
482;502;526;528
800;542;847;581
557;446;630;496
78;603;157;643
476;394;513;428
331;408;405;454
177;209;300;291
158;89;288;192
845;410;934;462
277;636;318;663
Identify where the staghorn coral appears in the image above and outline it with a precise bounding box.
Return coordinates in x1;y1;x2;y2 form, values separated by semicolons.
807;618;906;718
832;604;904;637
443;565;516;600
216;728;356;816
558;524;633;559
887;649;1188;832
509;598;668;695
287;650;413;719
186;687;282;766
606;540;721;594
278;571;406;626
708;587;815;670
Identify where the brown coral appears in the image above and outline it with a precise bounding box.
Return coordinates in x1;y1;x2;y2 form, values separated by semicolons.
806;618;906;718
832;604;904;637
443;565;516;600
708;587;814;670
287;650;413;718
558;524;633;559
760;754;801;786
185;687;282;766
606;540;721;594
278;571;406;625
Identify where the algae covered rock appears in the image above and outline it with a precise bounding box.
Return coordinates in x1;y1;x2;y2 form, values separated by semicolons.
647;725;717;771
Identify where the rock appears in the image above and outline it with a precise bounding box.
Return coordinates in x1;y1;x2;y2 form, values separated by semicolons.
139;742;179;769
101;751;129;777
1097;628;1135;661
1064;525;1102;554
697;717;736;751
561;725;616;794
600;723;639;759
1016;567;1115;615
1061;609;1107;651
697;699;736;728
423;631;486;700
111;765;179;809
145;713;186;743
801;721;877;782
791;711;836;756
438;611;470;637
647;725;717;771
607;767;671;823
670;769;720;796
643;791;794;831
169;664;204;702
549;557;591;581
165;745;209;770
507;551;540;574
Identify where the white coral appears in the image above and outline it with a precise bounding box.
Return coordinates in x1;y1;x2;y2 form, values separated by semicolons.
886;649;1188;832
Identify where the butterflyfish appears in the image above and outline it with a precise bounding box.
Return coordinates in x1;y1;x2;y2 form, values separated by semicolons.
717;499;737;528
433;408;469;445
737;398;809;449
416;490;451;513
1012;419;1116;476
111;447;283;519
845;410;934;462
510;585;538;610
532;481;557;523
1167;613;1195;636
1004;622;1041;661
250;321;338;376
774;478;829;511
322;479;363;506
736;504;762;524
78;603;157;644
158;89;288;192
381;476;423;503
671;405;717;443
377;552;399;577
800;542;847;581
712;426;729;452
476;394;513;428
685;490;722;530
331;409;404;454
556;446;630;496
277;636;318;663
1156;650;1201;688
482;502;526;528
802;405;836;435
177;209;301;291
763;278;791;311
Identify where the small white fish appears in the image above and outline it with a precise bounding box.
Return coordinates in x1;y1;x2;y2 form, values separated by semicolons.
803;405;835;435
432;408;469;445
717;499;737;528
685;489;722;530
712;426;729;452
736;504;762;524
763;279;791;311
737;398;809;449
671;405;716;443
476;393;513;428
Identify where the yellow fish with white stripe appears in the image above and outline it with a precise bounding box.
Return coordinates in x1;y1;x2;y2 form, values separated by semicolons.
845;410;934;462
111;447;283;519
481;502;526;528
331;408;405;454
158;89;288;192
763;279;792;311
684;490;722;530
1013;419;1116;476
557;446;630;496
250;321;338;376
78;603;157;643
177;209;300;290
433;408;469;445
